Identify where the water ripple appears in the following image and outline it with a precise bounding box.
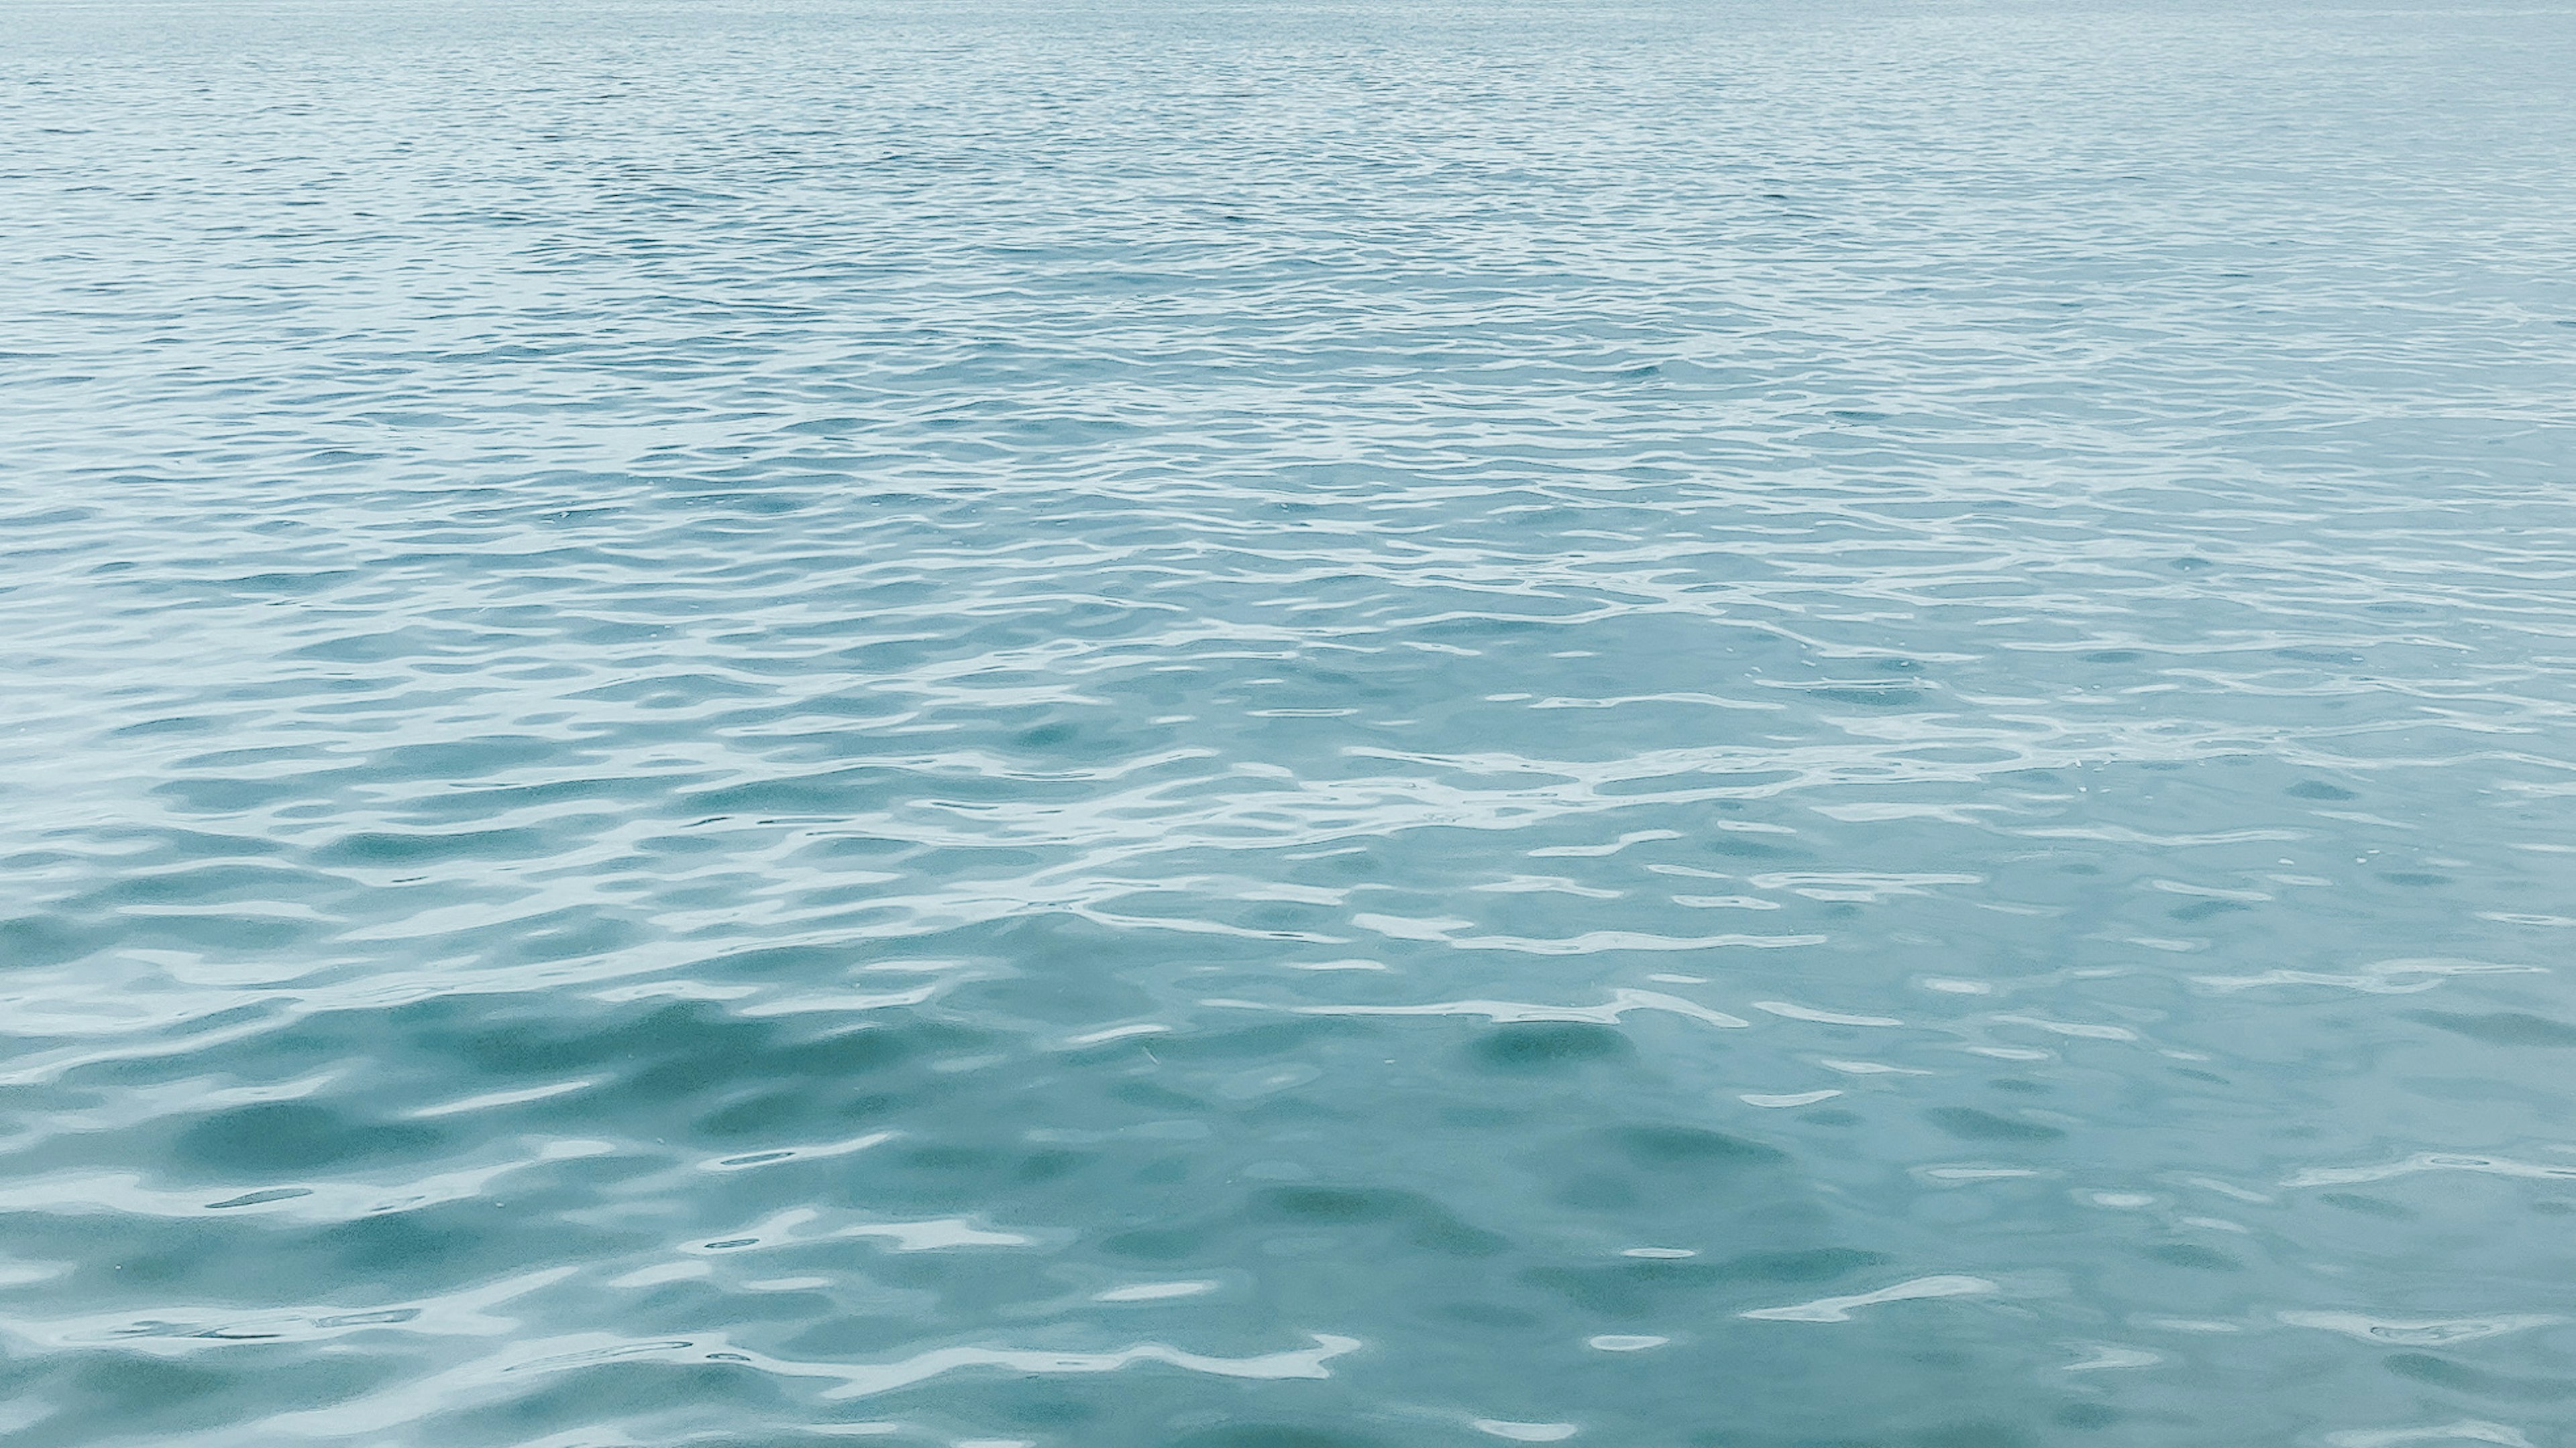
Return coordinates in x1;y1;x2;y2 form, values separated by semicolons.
5;0;2575;1443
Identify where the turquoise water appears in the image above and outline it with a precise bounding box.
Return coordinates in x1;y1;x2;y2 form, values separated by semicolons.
7;1;2576;1443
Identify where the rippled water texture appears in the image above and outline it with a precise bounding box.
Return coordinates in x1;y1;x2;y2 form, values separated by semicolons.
7;1;2576;1444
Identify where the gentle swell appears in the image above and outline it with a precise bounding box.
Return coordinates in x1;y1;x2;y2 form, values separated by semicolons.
4;1;2576;1445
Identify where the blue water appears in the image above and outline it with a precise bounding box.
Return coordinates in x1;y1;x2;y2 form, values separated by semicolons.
7;1;2576;1444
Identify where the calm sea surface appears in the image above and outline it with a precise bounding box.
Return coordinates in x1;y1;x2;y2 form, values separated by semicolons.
6;1;2576;1444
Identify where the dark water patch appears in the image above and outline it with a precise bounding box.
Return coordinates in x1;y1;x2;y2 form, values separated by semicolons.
2143;1243;2241;1271
1603;1125;1791;1170
439;1359;792;1446
106;713;225;738
0;913;105;968
2054;1402;2121;1429
1138;1018;1355;1062
2411;1011;2576;1046
1466;1021;1634;1073
81;863;322;907
151;771;354;815
1099;1226;1204;1262
1250;1185;1507;1256
1917;1423;2041;1448
1164;1427;1392;1448
1927;1108;2065;1143
50;1355;388;1442
205;1186;313;1209
2383;1353;2576;1401
2319;1192;2416;1219
1529;1248;1887;1317
1714;1247;1891;1282
172;1101;445;1176
312;828;553;867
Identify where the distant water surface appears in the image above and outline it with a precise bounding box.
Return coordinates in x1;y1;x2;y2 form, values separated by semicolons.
5;1;2576;1445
